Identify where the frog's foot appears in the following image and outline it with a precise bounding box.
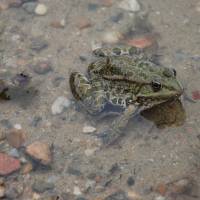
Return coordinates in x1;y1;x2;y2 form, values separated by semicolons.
93;47;143;57
69;72;92;101
70;72;106;115
97;128;125;146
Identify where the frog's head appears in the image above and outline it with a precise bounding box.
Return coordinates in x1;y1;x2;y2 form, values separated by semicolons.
136;67;183;108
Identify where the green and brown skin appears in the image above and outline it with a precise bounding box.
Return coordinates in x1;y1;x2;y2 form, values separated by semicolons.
70;47;183;145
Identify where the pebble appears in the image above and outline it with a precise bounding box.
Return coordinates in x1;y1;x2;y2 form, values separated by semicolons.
0;184;5;198
50;20;65;28
169;178;192;195
155;183;167;196
105;190;129;200
192;90;200;100
73;186;82;196
67;166;82;176
88;3;99;11
0;153;21;175
155;196;165;200
82;125;96;133
8;148;20;158
77;18;92;30
26;141;52;165
34;3;47;16
32;180;54;193
127;190;142;200
0;2;9;11
32;60;52;75
127;176;135;186
30;37;48;52
98;0;113;7
22;162;33;174
8;0;22;8
22;2;37;14
102;31;122;44
196;1;200;12
84;148;97;156
5;183;24;199
51;96;71;115
127;36;154;49
118;0;140;12
110;13;124;23
6;128;26;148
14;124;22;129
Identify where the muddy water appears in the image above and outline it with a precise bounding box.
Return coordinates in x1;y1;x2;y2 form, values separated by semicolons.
0;0;200;199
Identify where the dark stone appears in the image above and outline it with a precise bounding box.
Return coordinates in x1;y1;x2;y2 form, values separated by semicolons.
32;180;54;193
88;3;98;11
5;184;23;199
76;197;87;200
127;176;135;186
67;166;82;176
79;55;88;62
0;119;13;129
30;37;48;52
22;2;37;14
105;190;129;200
110;13;124;23
109;163;120;174
31;116;42;127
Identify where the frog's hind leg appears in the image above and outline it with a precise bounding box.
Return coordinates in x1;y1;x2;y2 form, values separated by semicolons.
70;72;106;114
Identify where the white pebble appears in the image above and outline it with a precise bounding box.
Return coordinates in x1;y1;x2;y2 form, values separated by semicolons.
51;96;71;115
73;186;82;196
84;148;97;156
82;125;96;133
118;0;140;12
102;31;121;44
155;196;166;200
14;124;22;130
35;4;47;16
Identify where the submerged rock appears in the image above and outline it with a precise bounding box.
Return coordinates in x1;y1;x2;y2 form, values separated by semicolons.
34;3;47;16
26;141;52;165
0;153;21;175
51;96;71;115
118;0;140;12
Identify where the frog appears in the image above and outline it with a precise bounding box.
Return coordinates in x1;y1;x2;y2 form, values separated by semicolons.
69;47;183;145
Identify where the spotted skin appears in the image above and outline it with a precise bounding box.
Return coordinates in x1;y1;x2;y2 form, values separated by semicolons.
69;47;183;145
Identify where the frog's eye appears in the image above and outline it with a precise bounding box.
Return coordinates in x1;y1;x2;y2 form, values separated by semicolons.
152;80;162;92
172;68;176;76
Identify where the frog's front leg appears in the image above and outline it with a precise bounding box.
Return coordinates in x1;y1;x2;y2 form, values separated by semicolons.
98;105;139;145
70;72;106;115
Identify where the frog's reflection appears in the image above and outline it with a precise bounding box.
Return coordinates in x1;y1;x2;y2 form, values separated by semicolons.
141;99;186;128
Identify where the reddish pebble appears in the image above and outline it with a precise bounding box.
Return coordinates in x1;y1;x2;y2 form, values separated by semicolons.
0;1;9;11
0;153;20;175
127;36;154;49
192;90;200;100
26;141;52;165
77;18;92;30
155;183;167;196
50;20;65;29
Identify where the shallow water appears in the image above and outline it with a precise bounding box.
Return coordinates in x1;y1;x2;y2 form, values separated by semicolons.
0;0;200;199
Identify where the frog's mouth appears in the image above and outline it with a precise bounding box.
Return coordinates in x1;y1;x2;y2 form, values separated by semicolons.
137;90;183;107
